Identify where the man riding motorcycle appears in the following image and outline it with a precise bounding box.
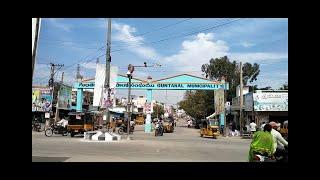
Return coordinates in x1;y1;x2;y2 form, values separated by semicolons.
269;121;288;162
57;117;68;132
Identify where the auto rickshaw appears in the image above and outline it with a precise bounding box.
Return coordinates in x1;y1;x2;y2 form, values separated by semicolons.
67;112;94;137
163;118;174;133
135;113;145;125
200;119;220;139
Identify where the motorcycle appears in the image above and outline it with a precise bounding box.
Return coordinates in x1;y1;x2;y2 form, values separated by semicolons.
45;123;69;137
155;122;164;136
118;124;134;135
252;152;276;162
252;146;288;162
32;121;43;132
274;146;288;162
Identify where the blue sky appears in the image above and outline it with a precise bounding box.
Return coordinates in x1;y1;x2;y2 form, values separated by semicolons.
34;18;288;105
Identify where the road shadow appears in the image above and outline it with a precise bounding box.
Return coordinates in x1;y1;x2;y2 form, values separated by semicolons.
32;156;70;162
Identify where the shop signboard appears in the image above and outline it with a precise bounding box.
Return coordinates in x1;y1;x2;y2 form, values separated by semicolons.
253;92;288;111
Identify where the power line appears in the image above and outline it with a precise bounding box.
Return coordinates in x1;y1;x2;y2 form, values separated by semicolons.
37;18;243;84
59;19;196;71
110;18;243;53
117;18;193;42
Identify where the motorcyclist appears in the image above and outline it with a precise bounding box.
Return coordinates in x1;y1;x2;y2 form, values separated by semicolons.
248;124;274;162
57;117;68;132
269;121;288;159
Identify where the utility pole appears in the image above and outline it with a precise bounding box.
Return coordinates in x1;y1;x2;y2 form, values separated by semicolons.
48;63;64;125
239;62;243;135
61;72;64;83
104;18;112;130
55;90;60;123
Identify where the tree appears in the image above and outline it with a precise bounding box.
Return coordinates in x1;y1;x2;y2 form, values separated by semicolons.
279;82;288;90
152;103;164;119
201;56;260;101
178;90;215;120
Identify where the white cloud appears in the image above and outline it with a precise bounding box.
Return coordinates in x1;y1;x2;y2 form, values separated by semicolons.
241;41;255;47
229;52;288;64
163;33;229;74
112;22;158;59
80;62;97;69
47;18;72;32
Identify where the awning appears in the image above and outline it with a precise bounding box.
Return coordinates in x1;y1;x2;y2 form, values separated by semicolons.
206;113;216;119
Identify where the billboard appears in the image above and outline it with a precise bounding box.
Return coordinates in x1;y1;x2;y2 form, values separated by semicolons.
93;64;118;107
214;89;224;114
58;85;72;110
253;92;288;111
244;93;253;111
32;87;52;112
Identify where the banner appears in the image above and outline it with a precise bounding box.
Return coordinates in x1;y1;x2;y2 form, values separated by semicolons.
93;64;118;107
32;87;52;112
58;85;72;110
214;89;224;114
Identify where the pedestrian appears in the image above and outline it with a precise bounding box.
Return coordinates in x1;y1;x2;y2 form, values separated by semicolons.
260;122;266;131
248;124;274;162
249;120;257;137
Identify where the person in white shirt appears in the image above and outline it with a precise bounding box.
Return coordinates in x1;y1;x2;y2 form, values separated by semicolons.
249;121;257;137
269;121;288;154
260;122;266;131
57;117;68;130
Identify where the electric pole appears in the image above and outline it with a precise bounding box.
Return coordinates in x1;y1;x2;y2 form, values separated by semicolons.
61;72;64;83
104;18;112;130
48;63;64;125
239;62;243;135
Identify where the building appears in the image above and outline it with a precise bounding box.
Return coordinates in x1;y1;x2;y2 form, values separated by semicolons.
231;89;288;129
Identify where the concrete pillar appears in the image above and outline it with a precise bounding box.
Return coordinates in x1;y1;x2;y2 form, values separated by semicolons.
144;89;152;133
76;88;83;112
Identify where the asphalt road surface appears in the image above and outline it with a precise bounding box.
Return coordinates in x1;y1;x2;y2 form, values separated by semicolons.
32;118;251;162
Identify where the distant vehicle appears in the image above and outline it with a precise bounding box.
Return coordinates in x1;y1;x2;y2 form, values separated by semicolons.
192;118;202;129
200;119;220;139
163;118;174;133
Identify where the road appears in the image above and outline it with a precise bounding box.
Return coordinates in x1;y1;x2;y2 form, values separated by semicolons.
32;118;251;162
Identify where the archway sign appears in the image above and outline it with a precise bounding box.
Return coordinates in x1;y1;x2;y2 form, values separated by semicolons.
74;74;229;133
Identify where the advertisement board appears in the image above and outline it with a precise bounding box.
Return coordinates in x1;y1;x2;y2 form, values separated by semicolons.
58;85;72;110
253;92;288;111
214;89;224;114
32;87;52;112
